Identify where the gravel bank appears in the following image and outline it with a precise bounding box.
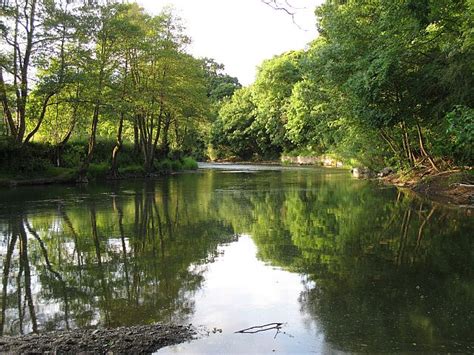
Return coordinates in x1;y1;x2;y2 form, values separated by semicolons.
0;324;196;354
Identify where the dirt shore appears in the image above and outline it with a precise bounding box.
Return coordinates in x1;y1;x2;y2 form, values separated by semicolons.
382;170;474;208
0;324;196;354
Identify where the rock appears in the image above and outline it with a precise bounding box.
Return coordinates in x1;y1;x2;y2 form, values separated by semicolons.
281;155;344;167
378;167;394;177
351;167;374;179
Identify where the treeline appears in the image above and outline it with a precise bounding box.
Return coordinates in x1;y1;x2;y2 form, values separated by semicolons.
212;0;473;169
0;0;240;179
1;0;472;176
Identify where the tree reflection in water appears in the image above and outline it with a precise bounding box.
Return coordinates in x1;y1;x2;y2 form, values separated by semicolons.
0;169;472;353
0;178;235;335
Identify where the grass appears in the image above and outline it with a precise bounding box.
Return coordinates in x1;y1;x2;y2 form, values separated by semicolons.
155;157;198;172
0;166;76;181
181;157;198;170
0;166;78;187
87;163;110;180
0;156;199;186
119;164;145;176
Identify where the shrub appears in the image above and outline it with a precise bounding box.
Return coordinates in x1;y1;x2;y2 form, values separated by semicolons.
119;164;145;176
445;106;474;165
87;163;110;180
155;158;173;172
181;157;198;170
0;141;52;174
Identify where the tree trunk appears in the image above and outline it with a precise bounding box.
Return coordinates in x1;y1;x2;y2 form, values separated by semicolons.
23;93;55;144
0;69;17;139
400;121;415;167
16;0;38;144
19;222;38;333
379;128;400;157
78;103;100;182
133;120;140;154
161;112;172;158
55;101;79;167
110;112;124;178
416;123;439;172
0;231;18;336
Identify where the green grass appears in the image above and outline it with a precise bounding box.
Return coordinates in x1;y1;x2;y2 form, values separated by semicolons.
0;166;76;181
182;157;198;170
118;164;145;176
87;163;110;180
155;157;198;172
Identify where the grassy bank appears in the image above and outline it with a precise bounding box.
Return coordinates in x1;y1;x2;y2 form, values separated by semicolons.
0;140;198;186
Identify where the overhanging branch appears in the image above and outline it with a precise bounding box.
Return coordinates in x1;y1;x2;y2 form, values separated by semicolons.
261;0;306;30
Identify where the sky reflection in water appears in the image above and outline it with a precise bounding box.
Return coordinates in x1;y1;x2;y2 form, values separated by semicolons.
0;166;472;353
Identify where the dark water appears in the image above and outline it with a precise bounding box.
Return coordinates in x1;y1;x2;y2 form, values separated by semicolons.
0;164;473;353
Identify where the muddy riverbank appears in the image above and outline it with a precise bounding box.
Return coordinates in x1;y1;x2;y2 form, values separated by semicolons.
0;324;196;354
382;170;474;208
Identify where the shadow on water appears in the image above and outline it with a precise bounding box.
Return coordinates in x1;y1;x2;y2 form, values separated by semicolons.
0;168;472;352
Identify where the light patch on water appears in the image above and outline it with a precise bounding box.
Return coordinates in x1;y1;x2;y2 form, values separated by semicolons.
157;235;329;354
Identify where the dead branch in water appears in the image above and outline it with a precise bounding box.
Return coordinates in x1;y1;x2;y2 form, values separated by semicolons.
235;322;284;335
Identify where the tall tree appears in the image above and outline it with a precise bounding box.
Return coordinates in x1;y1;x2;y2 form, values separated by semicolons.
0;0;79;144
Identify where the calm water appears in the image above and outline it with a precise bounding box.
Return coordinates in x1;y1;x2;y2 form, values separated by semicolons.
0;164;473;353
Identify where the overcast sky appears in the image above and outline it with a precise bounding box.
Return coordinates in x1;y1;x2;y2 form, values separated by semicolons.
136;0;322;86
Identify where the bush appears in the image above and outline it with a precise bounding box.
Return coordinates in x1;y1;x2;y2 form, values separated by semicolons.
154;157;197;172
0;141;52;174
87;163;110;180
182;157;198;170
61;142;85;168
445;106;474;165
61;140;142;168
155;158;173;172
119;164;145;176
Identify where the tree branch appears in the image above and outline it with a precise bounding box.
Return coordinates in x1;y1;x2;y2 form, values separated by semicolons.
261;0;306;30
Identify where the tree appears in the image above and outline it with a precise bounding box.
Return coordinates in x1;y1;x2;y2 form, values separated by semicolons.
77;2;132;180
212;87;259;159
0;0;79;145
252;51;302;154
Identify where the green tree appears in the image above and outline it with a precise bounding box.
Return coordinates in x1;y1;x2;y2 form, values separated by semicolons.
212;87;259;159
0;0;80;145
252;51;302;154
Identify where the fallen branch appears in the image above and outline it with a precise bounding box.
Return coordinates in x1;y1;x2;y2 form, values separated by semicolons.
450;183;474;188
235;322;283;334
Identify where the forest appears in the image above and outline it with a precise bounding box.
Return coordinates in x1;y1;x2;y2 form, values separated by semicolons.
1;0;473;181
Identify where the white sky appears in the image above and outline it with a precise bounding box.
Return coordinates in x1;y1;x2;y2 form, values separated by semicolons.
136;0;322;86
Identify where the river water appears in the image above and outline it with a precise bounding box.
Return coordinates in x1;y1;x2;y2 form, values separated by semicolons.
0;164;472;353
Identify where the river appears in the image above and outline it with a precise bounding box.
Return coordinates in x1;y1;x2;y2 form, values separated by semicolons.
0;164;472;353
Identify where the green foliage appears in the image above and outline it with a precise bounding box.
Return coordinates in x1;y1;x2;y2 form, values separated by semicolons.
213;0;473;168
0;141;52;175
252;51;303;152
86;163;110;180
201;58;242;101
61;142;86;168
1;0;472;173
1;2;235;176
155;157;198;172
445;106;474;164
181;157;198;170
118;164;145;176
211;88;262;160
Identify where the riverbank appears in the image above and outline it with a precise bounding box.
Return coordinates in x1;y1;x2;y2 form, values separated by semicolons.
0;324;196;353
2;161;472;208
381;169;474;207
0;158;199;187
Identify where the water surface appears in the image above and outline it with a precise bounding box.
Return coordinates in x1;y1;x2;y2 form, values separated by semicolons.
0;165;472;353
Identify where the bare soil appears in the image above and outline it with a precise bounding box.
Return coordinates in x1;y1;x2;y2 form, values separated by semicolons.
0;324;196;354
382;170;474;207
